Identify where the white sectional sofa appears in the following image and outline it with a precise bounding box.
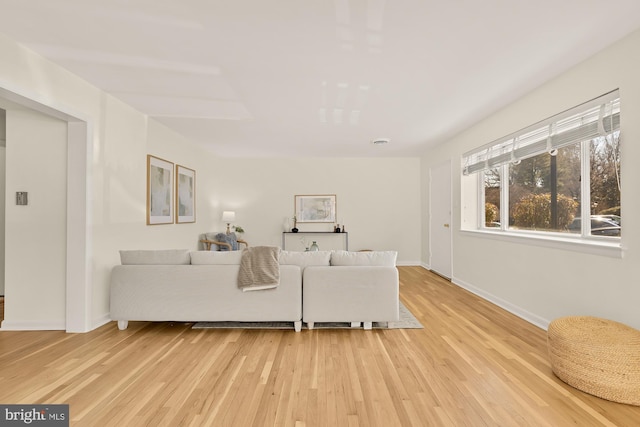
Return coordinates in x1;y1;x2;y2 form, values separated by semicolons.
111;249;303;331
110;248;399;332
302;251;399;329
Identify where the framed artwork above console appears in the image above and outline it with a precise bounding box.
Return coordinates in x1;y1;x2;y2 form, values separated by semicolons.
295;194;336;223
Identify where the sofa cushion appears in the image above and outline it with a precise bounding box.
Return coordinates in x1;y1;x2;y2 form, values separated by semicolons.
120;249;191;265
190;250;243;265
330;250;397;267
279;250;331;271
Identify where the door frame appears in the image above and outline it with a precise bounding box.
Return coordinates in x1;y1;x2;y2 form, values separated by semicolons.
0;83;92;332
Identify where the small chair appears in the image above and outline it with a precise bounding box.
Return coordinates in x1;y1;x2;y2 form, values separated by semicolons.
199;232;248;251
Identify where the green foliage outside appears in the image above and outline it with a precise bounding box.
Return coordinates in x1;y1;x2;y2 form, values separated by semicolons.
512;193;578;230
485;203;499;225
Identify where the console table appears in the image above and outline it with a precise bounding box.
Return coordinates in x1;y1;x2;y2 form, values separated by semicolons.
282;232;349;251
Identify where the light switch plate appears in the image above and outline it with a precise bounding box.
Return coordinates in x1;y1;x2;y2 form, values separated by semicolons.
16;192;28;205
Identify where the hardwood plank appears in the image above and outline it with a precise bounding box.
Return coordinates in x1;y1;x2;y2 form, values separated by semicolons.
1;267;639;426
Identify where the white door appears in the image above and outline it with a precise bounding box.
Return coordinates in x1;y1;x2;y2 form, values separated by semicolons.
429;160;452;279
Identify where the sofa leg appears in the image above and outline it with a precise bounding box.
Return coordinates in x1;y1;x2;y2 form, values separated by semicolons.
307;322;314;330
363;322;372;330
117;320;128;330
294;321;302;332
350;322;361;328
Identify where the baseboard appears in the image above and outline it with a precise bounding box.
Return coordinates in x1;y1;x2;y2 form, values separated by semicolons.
0;315;112;332
451;275;550;330
0;319;65;331
396;261;424;267
92;314;112;331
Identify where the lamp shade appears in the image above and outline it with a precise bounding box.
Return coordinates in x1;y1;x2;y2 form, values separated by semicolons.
221;211;236;222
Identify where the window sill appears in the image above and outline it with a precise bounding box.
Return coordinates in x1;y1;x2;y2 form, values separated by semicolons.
461;229;623;258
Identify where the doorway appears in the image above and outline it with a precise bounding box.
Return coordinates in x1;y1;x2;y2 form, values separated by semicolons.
429;160;452;279
0;86;91;332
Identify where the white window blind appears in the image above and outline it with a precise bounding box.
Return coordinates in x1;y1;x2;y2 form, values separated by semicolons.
462;90;620;175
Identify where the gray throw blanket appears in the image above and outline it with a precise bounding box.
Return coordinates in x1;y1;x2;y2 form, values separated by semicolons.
237;246;280;292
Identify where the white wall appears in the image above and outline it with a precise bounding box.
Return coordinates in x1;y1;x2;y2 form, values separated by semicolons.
4;109;67;328
0;33;221;330
422;29;640;330
212;158;422;264
89;98;221;323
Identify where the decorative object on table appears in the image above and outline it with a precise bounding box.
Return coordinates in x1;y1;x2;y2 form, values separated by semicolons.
175;164;195;224
341;224;345;232
334;224;341;233
291;215;299;232
222;211;236;234
300;237;309;251
309;241;319;251
295;194;336;223
232;225;245;240
282;231;349;251
147;154;174;225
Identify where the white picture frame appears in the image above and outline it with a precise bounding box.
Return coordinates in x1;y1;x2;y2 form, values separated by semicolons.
176;164;196;224
147;155;174;225
295;194;337;223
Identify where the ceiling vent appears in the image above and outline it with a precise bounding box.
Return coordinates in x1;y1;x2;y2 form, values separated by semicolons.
372;138;390;145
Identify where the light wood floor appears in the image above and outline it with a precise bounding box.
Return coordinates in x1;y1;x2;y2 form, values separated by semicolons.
1;267;639;426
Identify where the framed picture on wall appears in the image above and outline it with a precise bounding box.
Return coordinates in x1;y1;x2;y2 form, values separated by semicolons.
295;194;337;223
147;155;174;225
176;164;196;223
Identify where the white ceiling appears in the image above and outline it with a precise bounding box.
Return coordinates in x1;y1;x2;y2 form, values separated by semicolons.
1;1;640;158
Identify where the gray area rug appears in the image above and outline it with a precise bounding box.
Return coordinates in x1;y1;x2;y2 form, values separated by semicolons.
192;302;423;330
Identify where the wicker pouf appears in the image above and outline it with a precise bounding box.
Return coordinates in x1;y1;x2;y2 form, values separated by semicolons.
547;316;640;406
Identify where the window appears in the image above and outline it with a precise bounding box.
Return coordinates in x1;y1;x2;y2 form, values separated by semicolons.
484;168;500;228
508;144;581;233
464;90;621;241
